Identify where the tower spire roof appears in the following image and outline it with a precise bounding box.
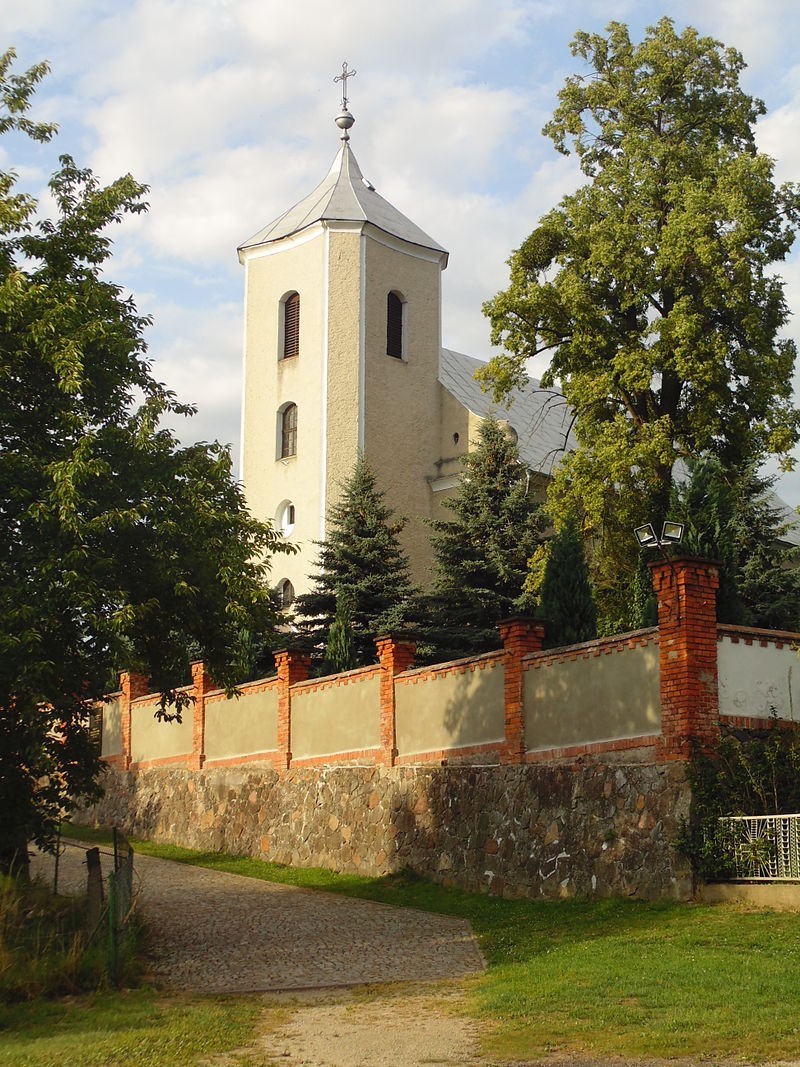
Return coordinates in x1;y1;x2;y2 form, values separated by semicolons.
238;142;447;259
238;66;447;261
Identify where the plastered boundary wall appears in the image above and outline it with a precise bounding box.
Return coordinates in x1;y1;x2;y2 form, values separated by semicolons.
87;559;800;900
717;625;800;727
103;629;669;774
101;561;800;776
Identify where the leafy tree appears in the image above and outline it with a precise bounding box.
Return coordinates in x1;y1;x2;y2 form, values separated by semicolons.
678;723;800;881
481;19;800;618
539;519;596;648
424;417;543;661
0;52;290;873
294;455;416;667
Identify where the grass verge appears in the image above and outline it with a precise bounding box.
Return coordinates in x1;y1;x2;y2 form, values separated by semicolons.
0;989;264;1067
0;874;110;1002
63;823;800;1062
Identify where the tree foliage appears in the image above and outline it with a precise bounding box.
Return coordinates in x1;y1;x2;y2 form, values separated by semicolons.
480;19;800;614
671;457;800;630
0;51;290;871
678;723;800;881
294;455;416;668
424;417;543;661
539;519;596;648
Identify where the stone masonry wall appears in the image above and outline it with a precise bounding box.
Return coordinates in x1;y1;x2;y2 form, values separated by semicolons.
78;759;692;900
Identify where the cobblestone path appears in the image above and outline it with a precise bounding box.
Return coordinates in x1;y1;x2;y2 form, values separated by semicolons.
37;842;485;994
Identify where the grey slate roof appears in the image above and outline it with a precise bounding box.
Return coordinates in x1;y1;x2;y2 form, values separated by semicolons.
238;142;447;258
440;348;800;546
438;348;576;476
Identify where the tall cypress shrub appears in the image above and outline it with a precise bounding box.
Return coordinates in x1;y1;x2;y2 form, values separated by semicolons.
539;519;597;648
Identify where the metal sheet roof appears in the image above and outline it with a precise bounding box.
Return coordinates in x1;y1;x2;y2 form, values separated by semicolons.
439;349;800;546
438;348;576;476
238;142;447;258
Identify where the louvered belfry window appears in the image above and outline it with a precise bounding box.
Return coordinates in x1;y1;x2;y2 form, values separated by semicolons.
283;292;300;359
386;292;403;359
280;403;297;458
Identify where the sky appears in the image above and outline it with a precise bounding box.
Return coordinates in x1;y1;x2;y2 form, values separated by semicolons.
5;0;800;503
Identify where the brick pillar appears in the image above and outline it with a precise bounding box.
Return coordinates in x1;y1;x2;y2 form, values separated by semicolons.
650;557;720;760
274;649;311;770
375;635;416;766
498;617;545;764
119;670;149;770
188;661;213;770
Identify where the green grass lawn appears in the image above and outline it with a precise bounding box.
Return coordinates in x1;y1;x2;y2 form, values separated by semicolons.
0;990;264;1067
57;823;800;1063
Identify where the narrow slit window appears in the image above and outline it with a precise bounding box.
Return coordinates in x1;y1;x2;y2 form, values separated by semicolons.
283;292;300;359
280;403;297;458
387;292;403;359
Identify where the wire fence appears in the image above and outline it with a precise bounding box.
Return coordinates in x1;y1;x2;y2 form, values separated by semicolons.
54;829;136;986
719;814;800;881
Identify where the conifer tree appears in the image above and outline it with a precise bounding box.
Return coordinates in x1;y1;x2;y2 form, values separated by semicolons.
671;457;800;630
325;592;356;674
539;520;597;648
424;418;543;661
294;456;416;666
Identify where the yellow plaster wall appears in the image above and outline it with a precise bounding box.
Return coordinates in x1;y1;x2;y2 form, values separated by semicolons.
291;673;380;759
130;699;193;763
204;687;279;760
241;232;327;598
324;229;363;517
524;643;661;752
101;697;122;757
362;236;444;586
395;660;505;756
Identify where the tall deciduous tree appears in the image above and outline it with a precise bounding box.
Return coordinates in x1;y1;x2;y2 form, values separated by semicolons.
424;417;543;661
481;19;800;614
0;52;290;872
293;455;416;667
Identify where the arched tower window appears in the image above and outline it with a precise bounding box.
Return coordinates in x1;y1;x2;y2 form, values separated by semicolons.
279;403;297;458
278;579;295;609
282;292;300;360
386;291;405;359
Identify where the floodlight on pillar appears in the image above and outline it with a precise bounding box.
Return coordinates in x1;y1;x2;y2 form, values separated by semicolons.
634;523;659;548
660;520;684;545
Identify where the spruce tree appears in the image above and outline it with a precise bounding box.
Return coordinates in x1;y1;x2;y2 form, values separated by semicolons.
671;457;800;630
424;417;543;661
539;519;597;648
294;456;416;666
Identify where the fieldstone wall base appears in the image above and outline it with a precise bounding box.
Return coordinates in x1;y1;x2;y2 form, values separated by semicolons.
76;761;692;900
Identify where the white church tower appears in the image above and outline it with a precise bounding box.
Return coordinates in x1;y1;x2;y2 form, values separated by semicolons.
238;68;449;600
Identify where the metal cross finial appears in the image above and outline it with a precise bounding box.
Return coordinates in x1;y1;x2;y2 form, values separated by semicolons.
334;61;357;109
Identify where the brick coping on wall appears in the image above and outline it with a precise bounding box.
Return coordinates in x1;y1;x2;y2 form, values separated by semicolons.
396;649;503;683
717;623;800;648
292;664;381;695
522;627;659;669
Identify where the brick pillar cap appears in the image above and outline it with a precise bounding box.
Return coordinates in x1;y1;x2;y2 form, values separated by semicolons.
273;646;312;658
497;615;547;630
647;555;722;571
375;633;417;645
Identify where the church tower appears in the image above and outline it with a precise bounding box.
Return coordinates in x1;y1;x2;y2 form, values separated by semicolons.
238;75;449;600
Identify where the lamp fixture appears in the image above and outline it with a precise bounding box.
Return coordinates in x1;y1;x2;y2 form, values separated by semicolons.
633;520;684;549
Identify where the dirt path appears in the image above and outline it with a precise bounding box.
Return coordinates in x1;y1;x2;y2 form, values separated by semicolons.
244;986;485;1067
